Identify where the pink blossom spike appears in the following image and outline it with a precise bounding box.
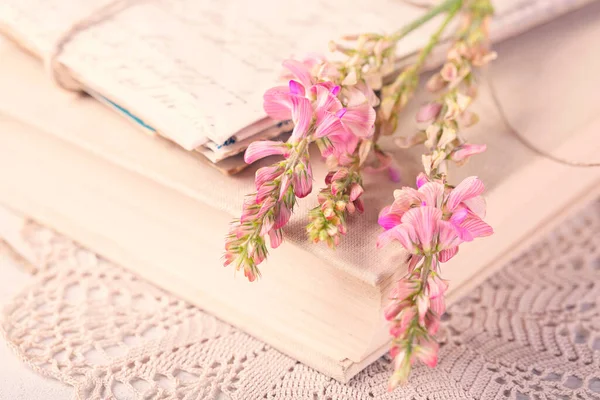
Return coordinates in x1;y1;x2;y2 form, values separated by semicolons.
245;141;289;164
263;86;293;121
446;176;485;211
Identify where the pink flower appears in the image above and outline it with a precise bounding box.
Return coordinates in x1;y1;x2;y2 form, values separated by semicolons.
427;274;449;314
255;165;284;190
245;141;290;164
445;176;493;241
340;98;376;139
292;157;313;198
450;143;486;164
416;102;442;123
412;336;439;367
263;85;295;121
289;95;313;142
378;176;492;255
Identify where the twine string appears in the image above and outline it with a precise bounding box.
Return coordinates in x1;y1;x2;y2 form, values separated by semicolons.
44;0;138;91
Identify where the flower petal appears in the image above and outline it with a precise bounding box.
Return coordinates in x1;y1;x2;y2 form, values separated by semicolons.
282;59;313;88
313;84;343;123
378;205;402;230
273;203;291;230
401;206;442;253
437;220;462;250
290;96;313;141
288;79;305;96
463;196;487;218
416;102;442;123
418;182;445;207
455;214;494;241
439;246;459;262
245;141;288;164
376;225;417;253
349;183;364;201
269;228;284;248
314;111;344;138
450;143;486;163
415;173;430;188
255;165;283;190
446;176;485;211
292;161;313;198
340;102;376;138
414;337;439;367
263;86;293;121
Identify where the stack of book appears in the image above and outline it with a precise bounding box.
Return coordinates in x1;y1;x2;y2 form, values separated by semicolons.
0;0;598;382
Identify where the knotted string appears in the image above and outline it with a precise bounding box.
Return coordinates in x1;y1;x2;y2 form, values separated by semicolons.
485;70;600;167
44;0;139;91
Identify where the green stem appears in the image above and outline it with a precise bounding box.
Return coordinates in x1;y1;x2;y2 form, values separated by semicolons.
414;1;462;69
390;0;463;42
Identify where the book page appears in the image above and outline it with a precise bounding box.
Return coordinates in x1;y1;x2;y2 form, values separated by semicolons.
0;0;594;154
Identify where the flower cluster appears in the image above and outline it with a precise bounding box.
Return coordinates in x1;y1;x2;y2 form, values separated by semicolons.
225;57;376;280
378;174;492;388
307;164;365;248
226;0;497;389
402;2;496;178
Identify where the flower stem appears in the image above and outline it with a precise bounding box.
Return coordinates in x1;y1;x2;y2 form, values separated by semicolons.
390;0;463;42
414;1;462;69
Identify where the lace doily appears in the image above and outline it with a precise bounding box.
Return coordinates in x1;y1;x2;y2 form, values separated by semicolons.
1;201;599;400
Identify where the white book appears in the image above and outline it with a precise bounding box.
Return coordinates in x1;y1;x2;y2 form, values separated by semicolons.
1;1;600;380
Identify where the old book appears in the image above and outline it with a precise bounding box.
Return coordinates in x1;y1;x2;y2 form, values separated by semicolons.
0;0;594;171
1;3;600;382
